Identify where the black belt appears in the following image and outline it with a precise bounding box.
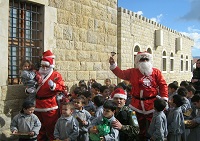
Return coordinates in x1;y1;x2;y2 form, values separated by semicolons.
19;137;37;141
36;95;54;100
133;96;156;101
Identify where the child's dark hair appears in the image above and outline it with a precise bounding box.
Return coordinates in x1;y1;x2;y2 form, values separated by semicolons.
62;102;75;110
93;95;105;107
154;99;166;112
172;81;179;87
91;82;102;91
75;95;88;105
173;95;184;107
100;85;109;93
177;87;188;97
117;82;127;90
20;100;35;113
82;90;92;98
191;94;200;103
168;83;178;90
180;80;190;88
79;80;86;86
185;85;196;95
103;100;117;111
73;87;82;96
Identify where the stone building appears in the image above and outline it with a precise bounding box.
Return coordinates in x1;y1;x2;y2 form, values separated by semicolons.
117;7;194;84
0;0;194;140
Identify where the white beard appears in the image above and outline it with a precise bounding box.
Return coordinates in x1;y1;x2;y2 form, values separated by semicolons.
138;62;153;76
39;67;53;78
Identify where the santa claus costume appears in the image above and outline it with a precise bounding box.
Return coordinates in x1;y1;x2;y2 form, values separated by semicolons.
34;57;65;141
110;51;168;141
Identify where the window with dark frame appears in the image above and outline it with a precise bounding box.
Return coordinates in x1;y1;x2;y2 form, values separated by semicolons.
181;55;184;71
170;53;174;71
186;56;189;71
162;51;167;71
8;0;43;85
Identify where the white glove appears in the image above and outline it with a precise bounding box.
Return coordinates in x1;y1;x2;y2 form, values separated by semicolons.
48;80;54;87
26;87;36;94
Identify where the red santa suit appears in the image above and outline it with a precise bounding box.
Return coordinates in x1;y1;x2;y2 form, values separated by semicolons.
110;51;168;141
34;57;65;141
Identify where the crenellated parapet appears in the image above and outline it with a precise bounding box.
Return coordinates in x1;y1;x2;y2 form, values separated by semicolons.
118;7;193;41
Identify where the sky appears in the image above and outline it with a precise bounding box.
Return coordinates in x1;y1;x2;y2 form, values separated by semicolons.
118;0;200;57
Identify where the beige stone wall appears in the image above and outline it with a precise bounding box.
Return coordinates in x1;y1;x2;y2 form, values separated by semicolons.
48;0;118;87
117;7;194;84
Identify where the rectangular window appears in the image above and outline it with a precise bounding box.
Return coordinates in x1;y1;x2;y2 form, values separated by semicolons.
181;60;184;71
8;0;43;85
186;60;188;71
170;59;174;71
162;58;166;71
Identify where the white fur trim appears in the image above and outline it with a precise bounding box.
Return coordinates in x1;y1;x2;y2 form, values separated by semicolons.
34;106;58;112
110;62;117;70
44;55;55;59
50;83;56;91
113;93;127;100
41;61;54;68
129;104;155;115
161;97;168;101
41;60;50;66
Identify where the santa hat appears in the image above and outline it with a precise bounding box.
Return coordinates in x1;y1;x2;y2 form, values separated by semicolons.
111;88;127;100
42;50;55;59
41;57;54;68
134;51;152;67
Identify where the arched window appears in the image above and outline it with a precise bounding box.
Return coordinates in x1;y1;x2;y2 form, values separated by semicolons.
181;55;184;71
147;48;152;54
186;56;189;71
162;51;167;71
170;52;174;71
133;45;140;68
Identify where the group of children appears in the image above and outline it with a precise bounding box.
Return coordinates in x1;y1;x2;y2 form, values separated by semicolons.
164;81;200;141
10;60;200;141
10;85;130;141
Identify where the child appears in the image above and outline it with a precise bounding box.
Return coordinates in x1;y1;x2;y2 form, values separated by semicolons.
54;102;79;141
89;100;119;141
104;78;111;87
72;95;92;141
147;98;168;141
167;94;185;141
100;85;110;99
79;80;88;91
186;85;196;102
83;90;96;117
21;60;41;102
93;95;105;118
10;101;41;141
187;94;200;141
168;82;178;102
91;82;102;98
186;85;197;118
177;87;192;140
70;86;82;102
